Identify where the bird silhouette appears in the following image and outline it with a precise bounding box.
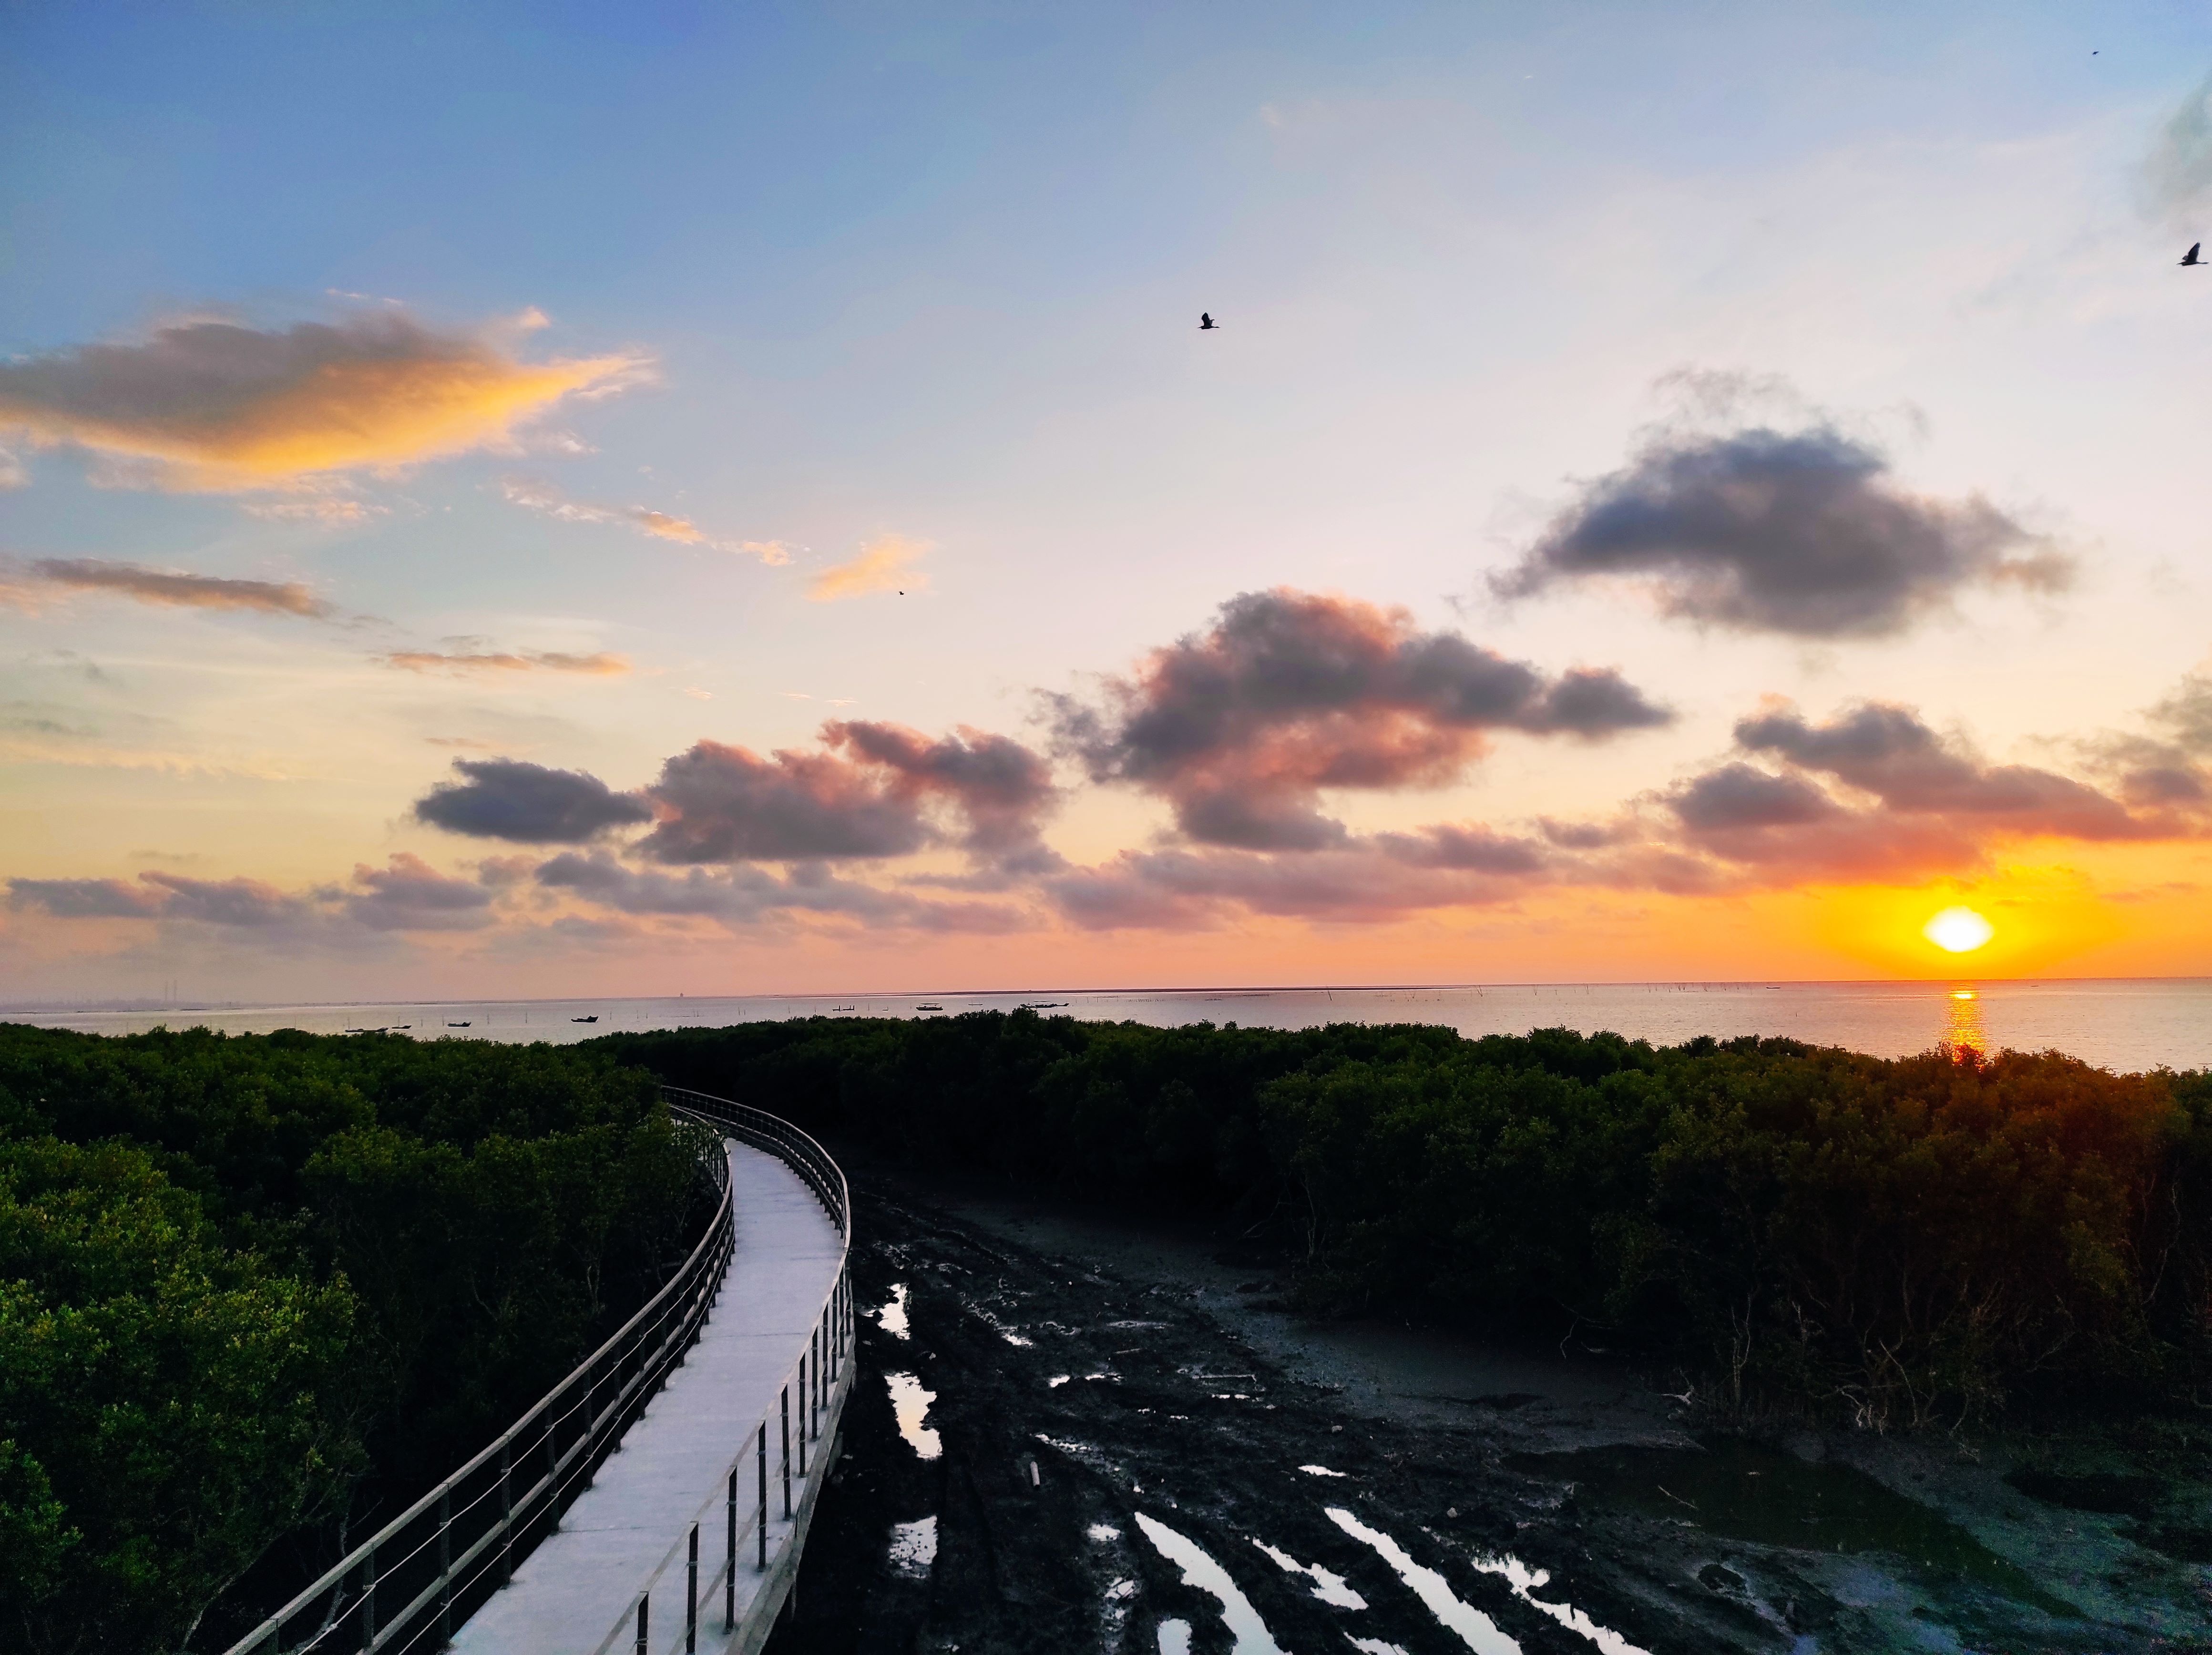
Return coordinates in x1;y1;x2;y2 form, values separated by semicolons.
2185;243;2205;267
1198;312;1219;330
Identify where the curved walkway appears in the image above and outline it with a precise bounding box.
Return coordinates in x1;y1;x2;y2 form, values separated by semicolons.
452;1137;846;1655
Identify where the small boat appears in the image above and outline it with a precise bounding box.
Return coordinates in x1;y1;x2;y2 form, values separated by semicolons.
571;1015;599;1023
447;1021;471;1027
830;1004;856;1012
1018;1001;1067;1010
914;1003;944;1012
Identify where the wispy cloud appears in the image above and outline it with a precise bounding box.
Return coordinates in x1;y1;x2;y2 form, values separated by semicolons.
22;557;330;616
502;476;791;563
807;534;931;601
2143;73;2212;223
0;444;25;490
0;309;645;492
238;498;386;526
380;648;630;675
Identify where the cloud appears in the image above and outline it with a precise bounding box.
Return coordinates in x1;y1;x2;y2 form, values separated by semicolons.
502;477;790;563
1495;423;2068;636
344;852;493;931
0;445;25;490
534;849;1024;933
1733;702;2147;838
820;720;1059;861
629;722;1055;868
413;757;655;843
2143;73;2212;222
1050;588;1669;848
8;870;311;927
23;557;330;616
7;877;167;919
380;649;630;676
807;534;931;601
2150;672;2212;753
0;311;644;491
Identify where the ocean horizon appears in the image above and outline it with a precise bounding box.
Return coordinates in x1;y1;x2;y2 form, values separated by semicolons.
10;975;2211;1074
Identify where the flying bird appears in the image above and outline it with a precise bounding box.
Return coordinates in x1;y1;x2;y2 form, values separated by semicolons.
2185;243;2205;267
1199;312;1219;330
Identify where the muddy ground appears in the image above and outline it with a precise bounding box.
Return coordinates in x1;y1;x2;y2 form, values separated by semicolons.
765;1164;2212;1655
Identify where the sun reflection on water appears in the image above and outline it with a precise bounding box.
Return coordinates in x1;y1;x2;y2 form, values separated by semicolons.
1944;988;1987;1058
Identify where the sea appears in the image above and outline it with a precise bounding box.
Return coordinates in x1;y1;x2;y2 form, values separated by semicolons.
6;978;2210;1073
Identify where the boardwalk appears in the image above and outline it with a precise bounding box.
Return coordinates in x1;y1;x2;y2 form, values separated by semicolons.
452;1137;847;1655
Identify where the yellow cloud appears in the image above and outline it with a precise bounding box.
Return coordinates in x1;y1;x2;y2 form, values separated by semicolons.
380;649;630;676
502;478;792;564
808;534;933;602
0;312;646;491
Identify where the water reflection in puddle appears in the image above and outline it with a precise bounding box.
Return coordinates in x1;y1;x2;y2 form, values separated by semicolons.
876;1282;911;1339
1323;1508;1520;1655
883;1371;941;1460
888;1514;937;1578
1347;1641;1410;1655
1134;1512;1289;1655
1156;1619;1193;1655
1464;1550;1649;1655
1252;1538;1365;1608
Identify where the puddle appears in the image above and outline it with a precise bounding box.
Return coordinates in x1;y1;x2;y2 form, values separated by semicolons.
876;1282;910;1339
2003;1469;2160;1518
1463;1549;1649;1655
1157;1619;1193;1655
1299;1464;1348;1478
888;1514;937;1578
1090;1522;1122;1543
883;1371;942;1460
1048;1374;1071;1387
1324;1508;1520;1655
1134;1512;1290;1655
1347;1642;1410;1655
1252;1537;1366;1608
1512;1439;2074;1616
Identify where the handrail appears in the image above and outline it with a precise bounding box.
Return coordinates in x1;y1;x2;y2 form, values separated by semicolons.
219;1088;850;1655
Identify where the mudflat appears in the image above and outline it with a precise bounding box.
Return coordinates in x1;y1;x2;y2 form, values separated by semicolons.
768;1161;2212;1654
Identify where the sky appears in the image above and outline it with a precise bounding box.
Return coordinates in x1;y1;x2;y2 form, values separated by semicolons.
5;0;2212;1002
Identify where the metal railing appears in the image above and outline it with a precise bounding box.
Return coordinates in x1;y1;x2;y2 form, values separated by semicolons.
222;1089;851;1655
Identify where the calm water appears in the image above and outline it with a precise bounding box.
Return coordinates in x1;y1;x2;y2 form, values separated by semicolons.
6;979;2210;1073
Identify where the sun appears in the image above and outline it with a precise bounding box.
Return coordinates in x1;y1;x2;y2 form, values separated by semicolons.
1923;906;1995;954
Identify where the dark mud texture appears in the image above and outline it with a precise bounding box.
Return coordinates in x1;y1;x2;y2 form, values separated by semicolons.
766;1174;2211;1655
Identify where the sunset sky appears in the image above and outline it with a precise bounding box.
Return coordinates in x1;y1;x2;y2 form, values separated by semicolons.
5;0;2212;1002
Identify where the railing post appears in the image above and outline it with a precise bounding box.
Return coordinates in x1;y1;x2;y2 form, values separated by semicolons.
757;1423;768;1569
499;1439;513;1583
438;1487;453;1640
686;1522;699;1654
797;1355;808;1476
812;1324;822;1438
362;1543;378;1649
780;1387;791;1519
634;1593;647;1655
726;1468;738;1627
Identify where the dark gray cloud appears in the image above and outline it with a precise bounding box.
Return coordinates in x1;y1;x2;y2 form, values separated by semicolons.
413;758;655;844
1497;425;2068;636
345;853;493;931
1734;702;2147;839
1052;588;1669;849
7;876;166;918
9;870;312;926
2150;673;2212;754
535;850;1024;933
635;722;1057;867
28;558;330;617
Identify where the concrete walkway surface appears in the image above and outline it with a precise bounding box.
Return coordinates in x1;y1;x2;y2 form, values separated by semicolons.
452;1138;846;1655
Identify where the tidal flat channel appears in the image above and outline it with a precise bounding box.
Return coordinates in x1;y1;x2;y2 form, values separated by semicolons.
764;1165;2211;1654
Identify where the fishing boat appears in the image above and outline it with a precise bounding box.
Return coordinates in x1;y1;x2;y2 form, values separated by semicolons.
571;1014;599;1023
914;1002;944;1011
